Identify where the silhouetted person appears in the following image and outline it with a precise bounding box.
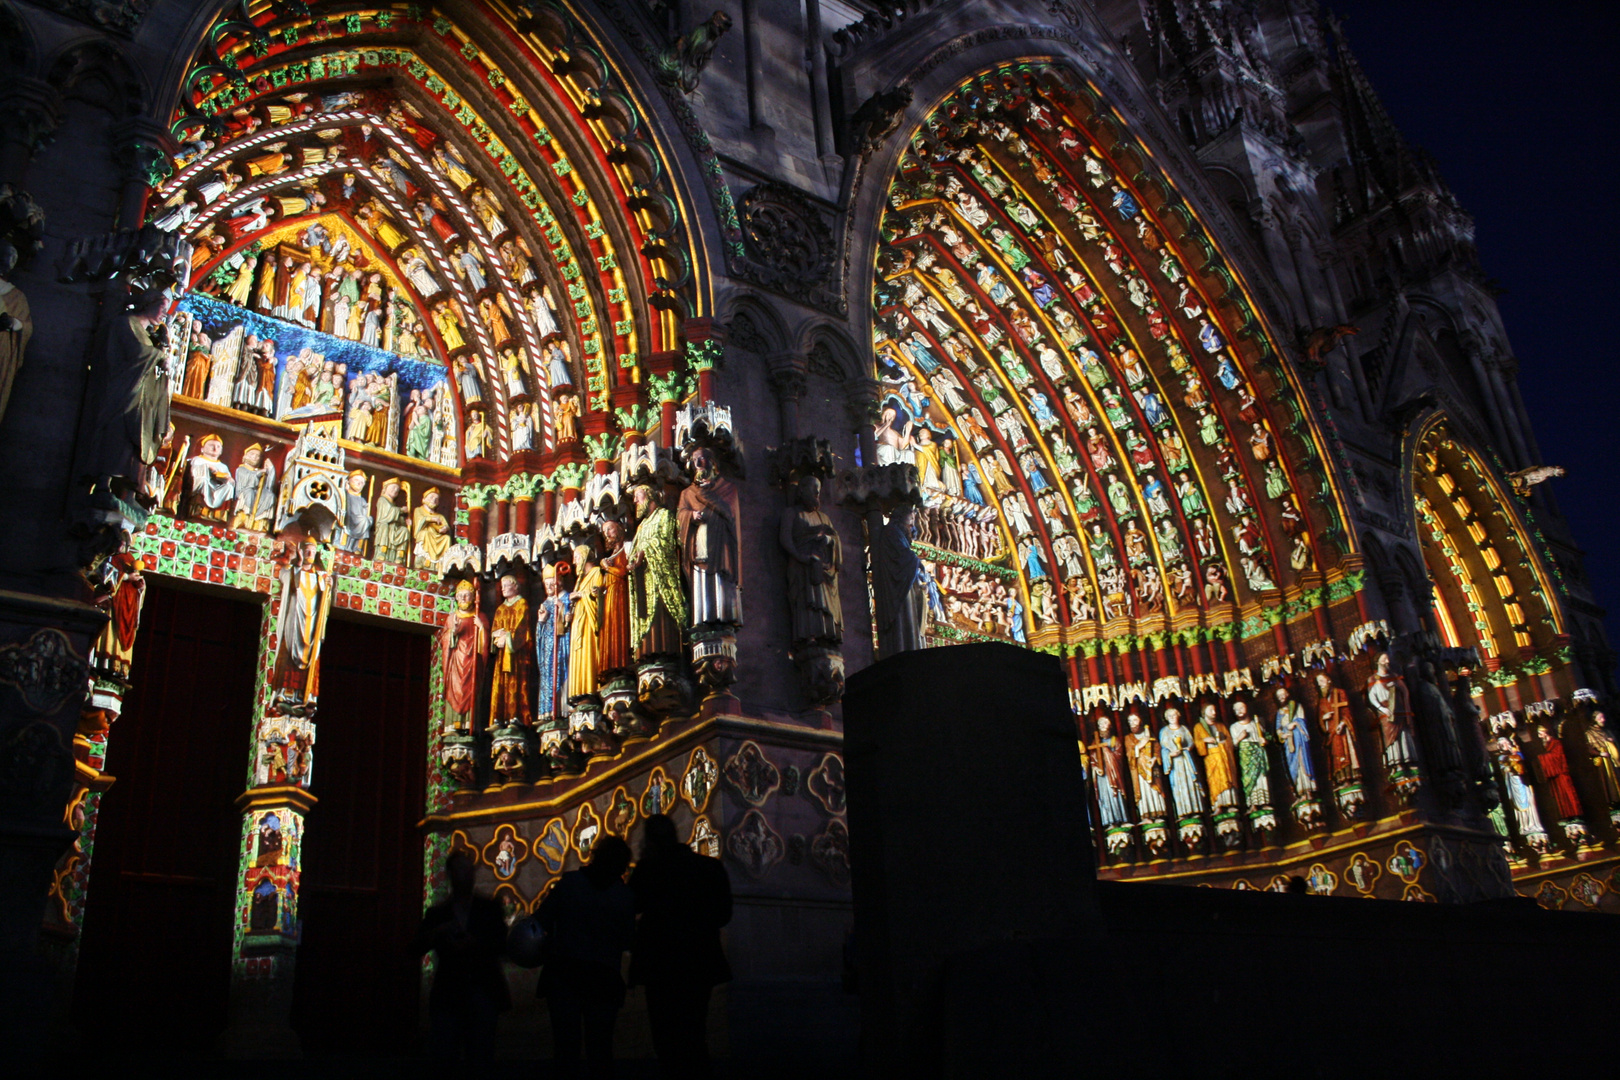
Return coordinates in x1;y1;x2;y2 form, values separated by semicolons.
538;835;636;1078
414;850;511;1061
1287;875;1308;894
629;814;732;1078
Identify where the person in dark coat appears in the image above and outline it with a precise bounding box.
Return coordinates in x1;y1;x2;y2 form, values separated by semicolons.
628;814;733;1077
413;850;511;1061
537;835;636;1078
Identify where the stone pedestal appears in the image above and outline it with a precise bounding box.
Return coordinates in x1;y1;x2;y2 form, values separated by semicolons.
843;642;1100;1077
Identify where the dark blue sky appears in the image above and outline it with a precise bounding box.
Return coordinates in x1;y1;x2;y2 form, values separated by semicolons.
1328;2;1620;645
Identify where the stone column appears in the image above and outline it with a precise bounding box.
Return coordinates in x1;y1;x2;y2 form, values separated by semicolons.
220;559;331;1058
0;601;98;1066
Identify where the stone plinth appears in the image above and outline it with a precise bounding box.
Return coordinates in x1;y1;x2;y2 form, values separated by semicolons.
844;642;1098;1077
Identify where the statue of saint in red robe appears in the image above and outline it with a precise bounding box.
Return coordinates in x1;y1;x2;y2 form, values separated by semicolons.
440;579;488;734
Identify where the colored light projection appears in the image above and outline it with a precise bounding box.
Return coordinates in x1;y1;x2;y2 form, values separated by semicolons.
148;0;704;975
1413;421;1564;683
872;63;1343;648
160;1;696;466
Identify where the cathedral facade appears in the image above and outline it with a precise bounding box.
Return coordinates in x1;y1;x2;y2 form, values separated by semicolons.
0;0;1615;1057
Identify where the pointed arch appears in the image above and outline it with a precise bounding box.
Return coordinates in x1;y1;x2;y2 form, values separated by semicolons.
1411;417;1566;682
866;61;1351;649
157;1;703;467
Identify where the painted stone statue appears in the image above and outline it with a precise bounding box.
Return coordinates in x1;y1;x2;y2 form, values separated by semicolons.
412;487;451;568
1159;706;1206;847
780;473;844;705
373;478;409;564
488;574;533;729
334;470;373;555
629;482;688;717
535;559;574;767
1193;701;1241;847
231;443;277;532
85;294;172;502
1089;713;1133;855
1273;684;1322;828
439;579;488;735
1230;697;1276;833
1533;723;1587;843
1413;661;1468;803
1586;709;1620;827
272;540;333;712
1491;731;1548;853
595;519;634;677
187;432;234;522
679;447;741;629
780;475;842;646
89;534;146;680
1366;652;1420;803
568;537;615;756
1315;672;1364;818
1123;710;1167;857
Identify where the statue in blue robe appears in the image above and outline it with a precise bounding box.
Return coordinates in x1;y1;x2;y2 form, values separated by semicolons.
1160;709;1208;820
1274;686;1319;797
536;564;574;727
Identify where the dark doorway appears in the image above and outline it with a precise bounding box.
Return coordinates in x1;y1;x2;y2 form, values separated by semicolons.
289;614;430;1056
73;581;263;1056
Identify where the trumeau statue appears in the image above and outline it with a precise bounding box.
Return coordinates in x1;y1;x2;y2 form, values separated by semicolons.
872;503;927;658
271;540;333;713
779;475;842;647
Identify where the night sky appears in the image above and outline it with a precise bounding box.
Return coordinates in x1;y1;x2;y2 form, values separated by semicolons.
1327;2;1620;645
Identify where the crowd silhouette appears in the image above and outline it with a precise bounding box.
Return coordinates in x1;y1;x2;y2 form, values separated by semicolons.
415;813;733;1075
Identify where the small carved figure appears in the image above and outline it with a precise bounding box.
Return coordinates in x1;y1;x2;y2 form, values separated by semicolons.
658;10;733;93
186;432;234;522
334;470;373;555
412;487;451;568
231;443;277;532
373;478;410;564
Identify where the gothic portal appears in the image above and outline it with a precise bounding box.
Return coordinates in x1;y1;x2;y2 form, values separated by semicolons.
0;0;1616;1059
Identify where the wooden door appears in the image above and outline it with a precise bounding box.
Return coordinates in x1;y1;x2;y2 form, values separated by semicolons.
73;581;263;1056
288;614;430;1056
